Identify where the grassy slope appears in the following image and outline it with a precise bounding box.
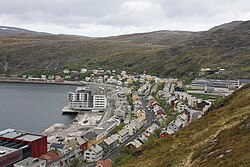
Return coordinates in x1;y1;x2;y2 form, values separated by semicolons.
121;84;250;167
0;21;249;78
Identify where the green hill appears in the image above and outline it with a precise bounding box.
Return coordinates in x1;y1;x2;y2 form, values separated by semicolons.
120;84;250;167
0;21;249;79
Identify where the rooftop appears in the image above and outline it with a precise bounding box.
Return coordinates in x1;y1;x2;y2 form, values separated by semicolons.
82;131;97;140
104;134;118;145
0;146;19;158
126;139;143;149
14;157;46;167
97;159;112;167
97;121;117;130
0;129;45;143
89;144;103;153
16;134;42;142
50;143;65;149
40;150;60;162
118;129;128;136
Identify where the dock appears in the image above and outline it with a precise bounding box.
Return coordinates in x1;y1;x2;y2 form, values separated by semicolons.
62;106;79;114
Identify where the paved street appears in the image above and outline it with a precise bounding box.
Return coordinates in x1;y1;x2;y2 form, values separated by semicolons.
104;97;153;161
98;88;116;125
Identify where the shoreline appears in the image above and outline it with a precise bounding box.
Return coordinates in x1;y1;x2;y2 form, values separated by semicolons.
0;78;86;86
0;78;116;136
0;78;117;88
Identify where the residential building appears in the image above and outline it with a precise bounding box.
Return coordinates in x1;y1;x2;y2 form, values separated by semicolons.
80;68;88;73
167;113;188;132
126;139;143;150
117;129;129;144
83;144;104;162
125;123;137;136
76;137;88;153
137;109;147;121
99;134;119;153
160;128;175;138
63;69;70;74
93;95;107;110
68;87;107;111
50;140;81;166
96;159;112;167
82;131;97;148
121;71;127;76
144;123;160;137
40;150;60;167
176;103;188;113
115;92;127;106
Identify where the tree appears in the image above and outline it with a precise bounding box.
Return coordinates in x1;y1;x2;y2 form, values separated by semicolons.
70;158;81;167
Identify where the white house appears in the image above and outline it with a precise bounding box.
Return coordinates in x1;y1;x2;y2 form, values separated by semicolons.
117;128;129;144
84;144;104;162
126;139;143;149
176;103;188;113
63;69;70;74
125;123;137;136
167;113;189;132
144;123;160;137
121;71;127;76
80;68;88;73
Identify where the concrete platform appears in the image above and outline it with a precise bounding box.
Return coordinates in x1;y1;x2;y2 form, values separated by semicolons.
62;106;79;114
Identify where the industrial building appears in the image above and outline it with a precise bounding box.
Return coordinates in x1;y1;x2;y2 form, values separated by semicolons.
0;129;47;166
0;146;23;167
14;157;46;167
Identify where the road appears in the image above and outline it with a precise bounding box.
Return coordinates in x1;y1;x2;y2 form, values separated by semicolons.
98;88;116;125
103;97;153;161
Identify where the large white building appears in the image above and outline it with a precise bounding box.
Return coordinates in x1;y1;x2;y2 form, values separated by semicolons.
68;87;107;111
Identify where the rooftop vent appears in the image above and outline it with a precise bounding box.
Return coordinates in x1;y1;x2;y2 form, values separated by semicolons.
0;150;6;154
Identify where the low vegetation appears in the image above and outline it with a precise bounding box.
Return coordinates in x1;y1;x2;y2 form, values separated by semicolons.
0;21;250;79
110;122;126;135
119;84;250;167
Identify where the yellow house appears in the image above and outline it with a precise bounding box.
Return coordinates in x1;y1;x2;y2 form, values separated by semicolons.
137;109;147;121
132;94;139;101
123;88;132;95
126;77;133;84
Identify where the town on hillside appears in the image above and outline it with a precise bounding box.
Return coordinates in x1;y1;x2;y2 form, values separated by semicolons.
1;67;250;167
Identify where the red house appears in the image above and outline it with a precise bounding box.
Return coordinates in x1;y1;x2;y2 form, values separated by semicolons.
160;131;169;138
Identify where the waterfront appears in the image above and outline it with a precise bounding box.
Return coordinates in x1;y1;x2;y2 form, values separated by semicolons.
0;83;78;133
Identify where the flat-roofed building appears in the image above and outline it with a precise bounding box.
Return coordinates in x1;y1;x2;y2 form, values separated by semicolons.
0;146;23;167
68;87;107;111
83;144;104;162
14;157;46;167
0;129;47;158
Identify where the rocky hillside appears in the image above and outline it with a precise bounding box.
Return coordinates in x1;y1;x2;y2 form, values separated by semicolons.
0;21;249;79
120;84;250;167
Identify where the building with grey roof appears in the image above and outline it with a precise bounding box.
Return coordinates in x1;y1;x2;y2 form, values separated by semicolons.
14;157;46;167
83;144;103;162
0;146;23;167
82;131;97;141
68;87;107;111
